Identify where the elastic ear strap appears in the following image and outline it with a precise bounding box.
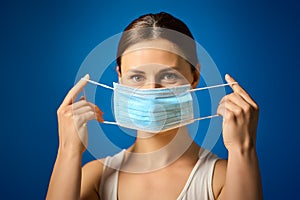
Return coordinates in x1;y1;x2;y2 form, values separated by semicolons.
103;121;118;125
82;78;237;92
190;82;238;92
81;78;114;90
194;114;220;121
190;82;237;121
102;115;221;126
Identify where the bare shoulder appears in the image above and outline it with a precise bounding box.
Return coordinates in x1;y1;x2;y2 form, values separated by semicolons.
212;159;228;200
80;158;105;200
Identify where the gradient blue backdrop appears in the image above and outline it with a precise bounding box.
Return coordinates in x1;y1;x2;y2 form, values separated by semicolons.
0;0;299;199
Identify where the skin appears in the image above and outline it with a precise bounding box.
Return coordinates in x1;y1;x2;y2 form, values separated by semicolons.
46;40;262;200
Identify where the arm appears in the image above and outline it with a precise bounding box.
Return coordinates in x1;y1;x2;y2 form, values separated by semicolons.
46;74;103;200
46;148;83;200
80;160;104;200
215;74;262;200
47;152;103;200
221;146;262;200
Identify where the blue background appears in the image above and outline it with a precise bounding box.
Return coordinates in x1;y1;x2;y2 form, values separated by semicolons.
0;0;299;199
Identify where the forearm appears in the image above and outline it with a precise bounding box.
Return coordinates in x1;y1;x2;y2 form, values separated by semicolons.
46;148;83;200
221;147;262;200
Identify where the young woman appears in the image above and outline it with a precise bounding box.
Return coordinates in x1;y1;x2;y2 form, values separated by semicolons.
46;12;262;200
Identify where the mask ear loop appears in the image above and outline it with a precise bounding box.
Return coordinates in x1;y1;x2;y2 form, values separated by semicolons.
189;82;237;92
190;81;238;121
194;114;220;121
81;78;117;124
82;78;114;90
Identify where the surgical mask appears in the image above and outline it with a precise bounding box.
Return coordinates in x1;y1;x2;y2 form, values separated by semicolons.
82;78;237;133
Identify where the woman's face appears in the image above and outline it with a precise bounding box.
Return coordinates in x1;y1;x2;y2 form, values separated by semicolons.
118;39;199;89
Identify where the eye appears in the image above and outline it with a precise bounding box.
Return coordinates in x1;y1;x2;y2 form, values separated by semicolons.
131;74;145;82
161;73;178;81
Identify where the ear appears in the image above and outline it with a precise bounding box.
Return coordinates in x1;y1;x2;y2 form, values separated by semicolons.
115;66;122;83
191;63;200;89
116;66;122;77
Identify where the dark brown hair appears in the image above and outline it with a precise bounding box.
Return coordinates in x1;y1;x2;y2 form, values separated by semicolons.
116;12;198;73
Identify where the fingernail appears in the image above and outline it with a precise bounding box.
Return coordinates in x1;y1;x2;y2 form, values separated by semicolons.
225;74;230;79
83;74;90;79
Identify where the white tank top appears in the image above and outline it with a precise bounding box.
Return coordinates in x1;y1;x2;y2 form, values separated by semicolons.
99;149;219;200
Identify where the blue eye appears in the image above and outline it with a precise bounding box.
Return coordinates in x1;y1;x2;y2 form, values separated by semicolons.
162;73;178;81
131;75;145;82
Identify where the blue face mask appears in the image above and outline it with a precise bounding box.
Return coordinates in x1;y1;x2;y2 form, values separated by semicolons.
113;83;194;133
82;78;237;133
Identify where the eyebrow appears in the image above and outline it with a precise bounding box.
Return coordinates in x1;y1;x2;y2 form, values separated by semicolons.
126;69;146;74
158;66;181;73
126;66;181;74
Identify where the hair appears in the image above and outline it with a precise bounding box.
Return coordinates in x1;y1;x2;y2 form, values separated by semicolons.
116;12;198;73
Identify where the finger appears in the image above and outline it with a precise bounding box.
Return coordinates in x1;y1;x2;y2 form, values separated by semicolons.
73;105;95;115
71;99;88;110
73;102;104;122
217;103;225;116
61;74;90;107
73;105;104;117
75;108;104;123
217;102;230;116
221;99;242;116
74;110;98;127
225;74;258;108
224;93;251;113
72;100;104;115
79;96;86;101
217;104;236;122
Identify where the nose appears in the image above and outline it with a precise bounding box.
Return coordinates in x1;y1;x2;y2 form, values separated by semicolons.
141;82;163;89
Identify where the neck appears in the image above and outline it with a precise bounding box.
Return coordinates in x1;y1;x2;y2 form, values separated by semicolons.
133;128;182;153
122;126;200;173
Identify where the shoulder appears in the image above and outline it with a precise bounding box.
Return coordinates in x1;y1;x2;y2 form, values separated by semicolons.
80;158;105;200
82;158;105;178
212;159;227;200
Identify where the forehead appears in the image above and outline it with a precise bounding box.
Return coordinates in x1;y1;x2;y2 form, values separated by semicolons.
122;49;185;67
121;39;189;74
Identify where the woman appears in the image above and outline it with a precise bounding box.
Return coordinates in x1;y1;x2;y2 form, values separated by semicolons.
46;12;262;200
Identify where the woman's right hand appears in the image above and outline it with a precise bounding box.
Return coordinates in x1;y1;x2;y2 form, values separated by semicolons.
56;74;104;154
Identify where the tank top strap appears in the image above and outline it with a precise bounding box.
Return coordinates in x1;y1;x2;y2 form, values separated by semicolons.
177;149;219;200
99;150;125;200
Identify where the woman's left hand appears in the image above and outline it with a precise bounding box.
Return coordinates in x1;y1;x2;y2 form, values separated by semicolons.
217;74;259;152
